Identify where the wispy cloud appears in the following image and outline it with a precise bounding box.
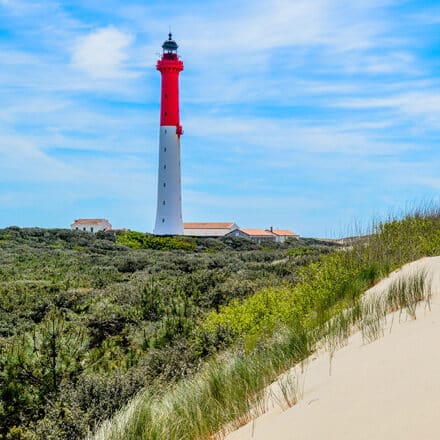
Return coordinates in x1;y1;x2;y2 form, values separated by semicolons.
71;27;136;79
336;89;440;127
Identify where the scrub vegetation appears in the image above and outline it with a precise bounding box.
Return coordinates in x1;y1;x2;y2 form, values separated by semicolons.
2;207;439;440
90;207;440;440
0;227;333;439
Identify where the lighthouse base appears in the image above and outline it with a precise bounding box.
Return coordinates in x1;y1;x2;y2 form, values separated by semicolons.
153;126;183;235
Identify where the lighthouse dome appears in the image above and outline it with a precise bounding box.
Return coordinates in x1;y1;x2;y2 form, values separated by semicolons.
162;33;178;52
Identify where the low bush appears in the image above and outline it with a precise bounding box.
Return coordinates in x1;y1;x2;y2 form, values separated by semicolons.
116;231;196;251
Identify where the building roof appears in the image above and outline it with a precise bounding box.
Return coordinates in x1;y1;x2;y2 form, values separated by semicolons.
72;219;110;225
184;222;235;229
271;229;298;236
239;228;275;237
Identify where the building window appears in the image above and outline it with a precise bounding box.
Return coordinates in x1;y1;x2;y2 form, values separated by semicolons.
90;227;94;233
164;147;167;152
163;200;166;205
83;227;86;231
164;165;166;169
164;112;167;116
75;227;78;230
163;182;166;187
162;218;165;223
164;129;167;133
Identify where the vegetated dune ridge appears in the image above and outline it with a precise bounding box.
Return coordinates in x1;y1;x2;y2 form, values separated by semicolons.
226;256;440;440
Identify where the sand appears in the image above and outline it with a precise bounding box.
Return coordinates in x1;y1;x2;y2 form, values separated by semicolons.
226;256;440;440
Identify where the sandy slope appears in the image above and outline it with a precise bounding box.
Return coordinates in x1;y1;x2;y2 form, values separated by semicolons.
226;256;440;440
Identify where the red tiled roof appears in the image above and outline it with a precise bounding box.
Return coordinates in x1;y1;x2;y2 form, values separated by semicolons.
72;219;109;225
239;228;275;237
271;229;298;236
184;222;235;229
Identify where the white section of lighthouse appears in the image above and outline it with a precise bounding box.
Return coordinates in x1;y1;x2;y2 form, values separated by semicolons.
154;33;184;235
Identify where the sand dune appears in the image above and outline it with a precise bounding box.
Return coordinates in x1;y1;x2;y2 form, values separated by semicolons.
226;256;440;440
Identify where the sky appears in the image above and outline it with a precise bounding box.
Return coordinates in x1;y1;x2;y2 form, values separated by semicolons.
0;0;439;237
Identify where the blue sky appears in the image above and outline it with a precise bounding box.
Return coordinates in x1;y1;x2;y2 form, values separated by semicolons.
0;0;439;237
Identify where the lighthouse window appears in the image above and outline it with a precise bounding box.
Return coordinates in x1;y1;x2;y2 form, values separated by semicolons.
163;200;166;205
164;147;167;152
164;165;166;169
165;93;168;98
164;112;167;116
163;182;166;187
162;218;165;223
164;129;167;133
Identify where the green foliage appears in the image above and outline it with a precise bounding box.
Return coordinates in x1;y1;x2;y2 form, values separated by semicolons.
285;246;313;256
94;211;440;440
6;211;439;440
0;227;326;439
0;309;88;435
93;327;312;440
201;211;440;347
116;231;196;251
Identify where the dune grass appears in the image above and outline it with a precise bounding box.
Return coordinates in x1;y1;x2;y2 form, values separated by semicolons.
90;330;310;439
91;271;432;440
90;209;440;440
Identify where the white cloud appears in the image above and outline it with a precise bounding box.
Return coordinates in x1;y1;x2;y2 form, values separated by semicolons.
178;0;384;56
335;90;440;127
72;26;135;79
337;52;419;75
0;131;154;204
0;49;39;65
184;114;411;156
0;133;80;182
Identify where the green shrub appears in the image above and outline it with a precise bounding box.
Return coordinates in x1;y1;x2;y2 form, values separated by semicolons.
116;231;196;251
201;212;440;347
1;226;329;438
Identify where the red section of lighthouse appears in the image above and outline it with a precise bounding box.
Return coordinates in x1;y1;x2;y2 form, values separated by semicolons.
156;35;184;136
154;34;184;235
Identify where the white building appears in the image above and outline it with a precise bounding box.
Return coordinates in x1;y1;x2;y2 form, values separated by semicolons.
183;222;239;237
70;219;112;233
267;228;299;243
226;228;276;242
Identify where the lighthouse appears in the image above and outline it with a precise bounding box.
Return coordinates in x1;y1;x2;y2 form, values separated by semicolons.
154;33;184;235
